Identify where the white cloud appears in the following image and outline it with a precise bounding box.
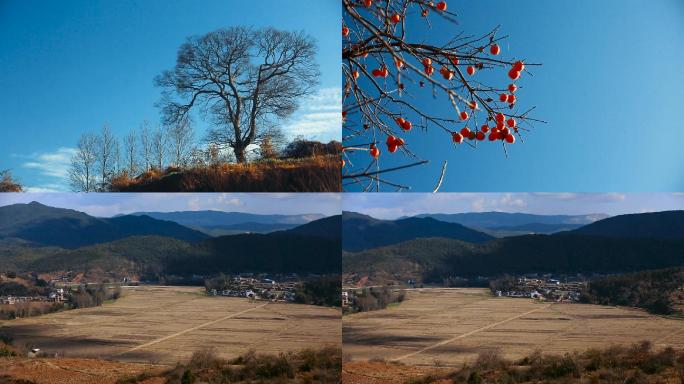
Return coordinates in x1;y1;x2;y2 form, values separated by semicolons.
21;147;76;179
285;87;341;140
24;184;68;193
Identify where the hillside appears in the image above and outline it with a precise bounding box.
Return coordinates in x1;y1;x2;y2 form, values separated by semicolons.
0;215;341;279
343;235;684;285
0;202;208;248
342;212;493;252
568;210;684;239
109;155;341;192
581;267;684;314
285;214;341;239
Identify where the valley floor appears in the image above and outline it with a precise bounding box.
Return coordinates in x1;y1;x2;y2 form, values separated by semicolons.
1;285;341;365
343;288;684;368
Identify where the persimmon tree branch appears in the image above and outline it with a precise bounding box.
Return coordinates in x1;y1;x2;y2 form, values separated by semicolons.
342;0;544;191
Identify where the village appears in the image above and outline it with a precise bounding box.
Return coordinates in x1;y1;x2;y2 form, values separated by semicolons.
205;274;302;302
494;275;588;303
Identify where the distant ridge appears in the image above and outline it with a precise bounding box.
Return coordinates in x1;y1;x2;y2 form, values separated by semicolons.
342;211;494;252
567;210;684;239
0;202;208;248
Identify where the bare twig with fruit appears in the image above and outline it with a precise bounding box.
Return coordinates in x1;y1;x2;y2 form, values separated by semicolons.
342;0;544;191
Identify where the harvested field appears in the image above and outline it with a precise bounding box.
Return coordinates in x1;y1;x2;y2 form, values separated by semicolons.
343;288;684;367
0;285;341;365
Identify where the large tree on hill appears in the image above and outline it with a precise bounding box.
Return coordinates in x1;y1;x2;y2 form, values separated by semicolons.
156;27;320;163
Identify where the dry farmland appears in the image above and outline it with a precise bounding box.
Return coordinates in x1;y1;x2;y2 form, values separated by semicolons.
0;285;341;365
343;288;684;367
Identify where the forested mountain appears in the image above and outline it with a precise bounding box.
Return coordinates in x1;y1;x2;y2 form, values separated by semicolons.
343;210;684;285
0;202;208;248
0;210;340;280
567;210;684;239
344;235;684;284
342;211;493;251
285;215;341;239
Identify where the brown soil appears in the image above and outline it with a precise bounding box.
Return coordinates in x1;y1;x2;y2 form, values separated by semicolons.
0;357;166;384
342;361;451;384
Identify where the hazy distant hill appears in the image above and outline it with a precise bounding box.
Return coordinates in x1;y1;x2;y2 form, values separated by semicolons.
412;212;607;231
567;210;684;239
129;210;323;226
0;202;208;248
483;223;584;237
342;211;494;252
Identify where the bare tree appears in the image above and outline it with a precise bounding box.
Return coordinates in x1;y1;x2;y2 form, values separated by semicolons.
156;27;320;163
152;126;166;170
123;129;138;176
139;120;153;171
96;124;117;189
166;117;194;167
69;133;98;192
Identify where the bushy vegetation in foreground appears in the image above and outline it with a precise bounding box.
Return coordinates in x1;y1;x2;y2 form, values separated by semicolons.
117;346;341;384
409;341;684;384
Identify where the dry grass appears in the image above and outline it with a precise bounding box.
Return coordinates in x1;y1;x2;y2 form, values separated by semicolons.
404;342;684;383
0;286;341;365
109;155;341;192
344;288;684;367
0;170;22;192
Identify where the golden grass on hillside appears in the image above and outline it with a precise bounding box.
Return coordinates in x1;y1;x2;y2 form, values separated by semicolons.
109;155;341;192
0;170;22;192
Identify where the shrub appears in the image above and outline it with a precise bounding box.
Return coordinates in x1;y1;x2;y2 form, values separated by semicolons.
0;170;22;192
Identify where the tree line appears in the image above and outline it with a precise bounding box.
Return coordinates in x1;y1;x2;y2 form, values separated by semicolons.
69;119;198;191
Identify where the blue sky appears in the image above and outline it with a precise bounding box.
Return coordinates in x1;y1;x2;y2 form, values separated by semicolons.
0;193;342;217
343;0;684;192
0;0;341;191
343;193;684;219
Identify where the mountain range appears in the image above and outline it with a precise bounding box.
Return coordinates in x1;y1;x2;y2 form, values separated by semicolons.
410;212;609;236
127;210;324;236
342;211;493;252
0;202;340;279
343;210;684;286
0;202;208;248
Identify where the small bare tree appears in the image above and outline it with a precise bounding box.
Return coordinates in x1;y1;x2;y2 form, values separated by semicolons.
69;133;98;192
96;124;118;189
152;126;166;170
156;27;320;163
123;129;138;176
166;117;194;167
139;120;154;172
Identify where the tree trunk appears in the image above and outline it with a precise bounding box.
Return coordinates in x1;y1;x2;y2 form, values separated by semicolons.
234;145;247;163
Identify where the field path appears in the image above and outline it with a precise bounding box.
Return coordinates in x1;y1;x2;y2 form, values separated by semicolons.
114;302;268;356
391;303;552;362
